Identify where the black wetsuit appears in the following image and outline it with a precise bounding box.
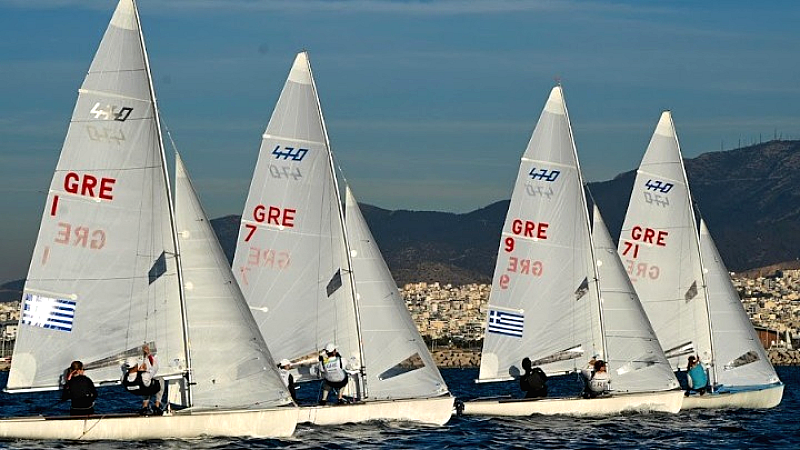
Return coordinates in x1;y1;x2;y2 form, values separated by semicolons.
62;374;97;415
520;368;548;398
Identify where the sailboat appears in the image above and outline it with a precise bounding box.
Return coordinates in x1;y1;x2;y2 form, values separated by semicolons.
461;86;683;417
618;111;783;409
231;51;453;426
0;0;297;439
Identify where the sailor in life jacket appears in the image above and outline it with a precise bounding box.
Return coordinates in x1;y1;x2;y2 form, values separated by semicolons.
318;342;348;405
277;359;297;402
121;356;162;414
581;358;611;398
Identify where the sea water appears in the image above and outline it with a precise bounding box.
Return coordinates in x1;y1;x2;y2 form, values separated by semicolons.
0;366;797;449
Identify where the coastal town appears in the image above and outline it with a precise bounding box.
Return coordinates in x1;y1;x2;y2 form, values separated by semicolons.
2;269;799;368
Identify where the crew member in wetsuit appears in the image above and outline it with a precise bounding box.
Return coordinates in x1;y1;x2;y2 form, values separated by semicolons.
519;357;548;398
62;360;97;415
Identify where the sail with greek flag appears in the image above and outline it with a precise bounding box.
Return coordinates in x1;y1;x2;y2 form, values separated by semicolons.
7;0;186;392
477;86;601;381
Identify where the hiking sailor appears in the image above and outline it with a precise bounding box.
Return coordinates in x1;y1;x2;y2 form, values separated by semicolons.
581;358;611;398
318;343;348;405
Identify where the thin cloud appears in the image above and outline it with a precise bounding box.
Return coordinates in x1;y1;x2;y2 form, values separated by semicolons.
2;0;662;15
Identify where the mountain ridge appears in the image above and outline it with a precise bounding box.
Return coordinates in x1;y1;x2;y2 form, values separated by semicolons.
3;139;799;295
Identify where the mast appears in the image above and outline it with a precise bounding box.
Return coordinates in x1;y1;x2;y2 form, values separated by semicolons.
132;0;193;405
305;52;368;399
671;113;716;390
561;85;607;361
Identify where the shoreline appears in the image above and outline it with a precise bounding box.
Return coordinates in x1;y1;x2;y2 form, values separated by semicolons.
431;348;800;368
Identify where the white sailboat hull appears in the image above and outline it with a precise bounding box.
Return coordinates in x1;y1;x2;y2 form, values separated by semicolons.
298;395;454;426
461;390;683;417
681;383;784;410
0;407;297;440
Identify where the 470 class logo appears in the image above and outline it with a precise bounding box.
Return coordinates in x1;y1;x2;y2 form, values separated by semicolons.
644;179;673;193
528;167;560;182
272;145;309;161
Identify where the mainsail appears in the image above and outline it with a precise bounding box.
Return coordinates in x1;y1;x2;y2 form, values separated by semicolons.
478;86;601;381
591;207;679;393
8;0;186;392
343;187;448;400
617;111;712;370
175;154;293;409
232;52;361;385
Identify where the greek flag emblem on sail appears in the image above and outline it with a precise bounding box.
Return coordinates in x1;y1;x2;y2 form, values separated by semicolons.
21;294;76;332
487;309;524;338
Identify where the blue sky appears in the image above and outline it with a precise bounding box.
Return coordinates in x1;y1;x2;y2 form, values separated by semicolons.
1;0;799;282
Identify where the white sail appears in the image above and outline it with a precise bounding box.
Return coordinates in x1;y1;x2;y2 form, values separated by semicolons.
343;186;449;400
592;206;680;393
7;0;186;392
478;86;601;381
233;52;361;384
617;111;712;370
174;153;294;409
699;220;780;388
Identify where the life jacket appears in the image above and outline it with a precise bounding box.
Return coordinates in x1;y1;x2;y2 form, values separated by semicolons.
122;371;160;396
688;363;708;388
588;370;610;393
321;356;346;383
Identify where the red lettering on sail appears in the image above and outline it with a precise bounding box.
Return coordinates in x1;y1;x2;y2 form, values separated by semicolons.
50;195;60;216
244;224;257;242
499;274;510;290
253;205;296;228
510;219;548;239
621;241;640;258
246;246;291;269
54;222;106;249
64;172;116;200
624;259;660;280
630;225;668;246
506;256;543;276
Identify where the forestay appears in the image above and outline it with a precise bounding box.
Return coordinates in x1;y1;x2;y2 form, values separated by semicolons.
592;207;679;393
344;187;449;400
699;220;780;388
617;111;712;370
478;86;601;381
233;52;361;384
175;154;294;409
7;0;186;392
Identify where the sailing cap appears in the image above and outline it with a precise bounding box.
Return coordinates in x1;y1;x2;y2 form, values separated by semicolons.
124;357;140;369
325;342;336;353
279;359;291;367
